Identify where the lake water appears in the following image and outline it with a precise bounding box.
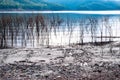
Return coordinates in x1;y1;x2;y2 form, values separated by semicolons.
0;11;120;47
1;11;120;14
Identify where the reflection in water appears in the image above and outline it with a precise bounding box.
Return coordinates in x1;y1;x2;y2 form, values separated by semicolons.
0;13;120;47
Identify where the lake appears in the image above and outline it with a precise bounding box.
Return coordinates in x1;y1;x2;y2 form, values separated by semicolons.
0;11;120;47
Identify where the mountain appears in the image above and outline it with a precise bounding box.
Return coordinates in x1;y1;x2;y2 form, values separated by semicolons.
0;0;120;10
45;0;120;10
0;0;65;10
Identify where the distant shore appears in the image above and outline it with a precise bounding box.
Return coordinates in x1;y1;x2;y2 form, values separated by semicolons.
0;11;120;15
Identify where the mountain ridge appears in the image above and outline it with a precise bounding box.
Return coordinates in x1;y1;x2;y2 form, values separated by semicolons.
0;0;120;11
0;0;65;10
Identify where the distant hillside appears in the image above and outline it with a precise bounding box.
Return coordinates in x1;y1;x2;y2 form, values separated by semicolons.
0;0;65;10
0;0;120;10
45;0;120;10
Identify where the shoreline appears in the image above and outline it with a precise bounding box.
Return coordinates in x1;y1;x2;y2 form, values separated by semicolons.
0;11;120;15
